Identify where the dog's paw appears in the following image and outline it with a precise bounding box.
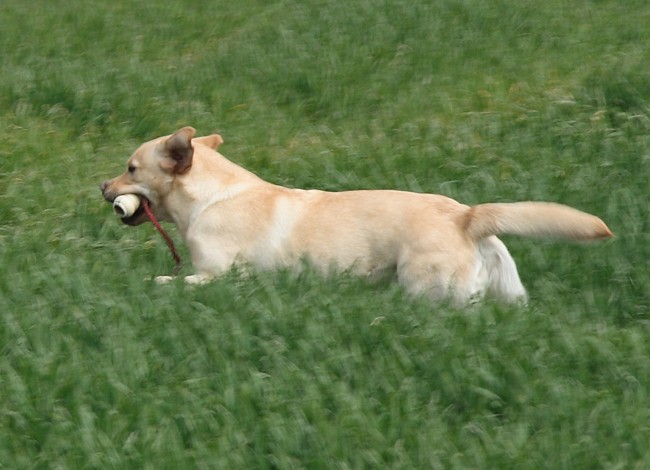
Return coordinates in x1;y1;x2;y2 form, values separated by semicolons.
154;275;175;284
184;274;213;285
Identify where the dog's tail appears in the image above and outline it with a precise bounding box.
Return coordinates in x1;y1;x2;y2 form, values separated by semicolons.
464;202;613;242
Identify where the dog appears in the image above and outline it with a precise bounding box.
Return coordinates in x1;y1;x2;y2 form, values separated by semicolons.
100;126;612;305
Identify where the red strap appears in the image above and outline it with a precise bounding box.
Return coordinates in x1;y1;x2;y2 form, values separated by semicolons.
142;198;182;276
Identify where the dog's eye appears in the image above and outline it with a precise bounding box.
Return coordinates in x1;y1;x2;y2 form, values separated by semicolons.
128;165;136;174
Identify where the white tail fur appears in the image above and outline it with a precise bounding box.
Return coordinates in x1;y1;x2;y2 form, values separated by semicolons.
464;202;613;242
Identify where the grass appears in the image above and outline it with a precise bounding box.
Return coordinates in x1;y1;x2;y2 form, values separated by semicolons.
1;0;649;467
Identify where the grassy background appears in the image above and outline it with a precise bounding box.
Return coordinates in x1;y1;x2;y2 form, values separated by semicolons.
1;0;649;467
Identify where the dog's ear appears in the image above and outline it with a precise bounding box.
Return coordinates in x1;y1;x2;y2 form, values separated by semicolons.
194;133;224;150
163;127;196;174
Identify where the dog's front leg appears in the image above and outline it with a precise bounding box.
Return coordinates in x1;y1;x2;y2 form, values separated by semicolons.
154;235;241;285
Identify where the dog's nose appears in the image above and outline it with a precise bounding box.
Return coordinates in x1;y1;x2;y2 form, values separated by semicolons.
100;181;109;194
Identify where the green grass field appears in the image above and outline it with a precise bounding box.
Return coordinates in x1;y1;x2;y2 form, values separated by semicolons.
1;0;649;467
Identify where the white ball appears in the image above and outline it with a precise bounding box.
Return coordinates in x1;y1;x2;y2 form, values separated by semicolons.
113;194;141;218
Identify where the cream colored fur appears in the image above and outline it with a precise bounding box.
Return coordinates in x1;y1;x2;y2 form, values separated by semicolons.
101;127;612;305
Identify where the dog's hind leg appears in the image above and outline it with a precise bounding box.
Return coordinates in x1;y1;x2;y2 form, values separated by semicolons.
478;236;528;304
396;244;497;305
396;250;455;303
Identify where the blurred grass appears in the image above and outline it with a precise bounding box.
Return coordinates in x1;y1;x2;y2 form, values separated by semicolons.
0;0;649;467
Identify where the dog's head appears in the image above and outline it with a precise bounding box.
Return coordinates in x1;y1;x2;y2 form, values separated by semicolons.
100;126;223;225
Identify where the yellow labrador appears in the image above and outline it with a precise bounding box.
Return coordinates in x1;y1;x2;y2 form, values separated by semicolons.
101;127;612;304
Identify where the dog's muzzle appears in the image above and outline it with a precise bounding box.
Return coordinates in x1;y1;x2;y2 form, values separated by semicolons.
100;181;149;226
